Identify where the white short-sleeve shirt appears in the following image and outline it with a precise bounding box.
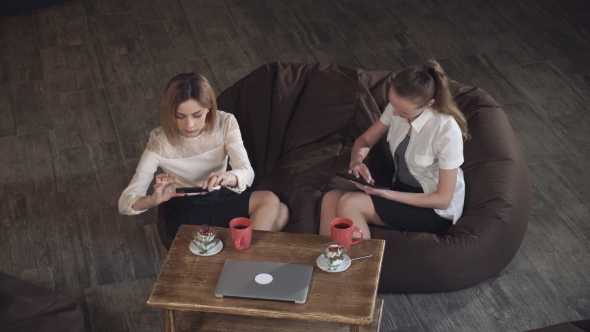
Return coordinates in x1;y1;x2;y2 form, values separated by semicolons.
380;103;465;223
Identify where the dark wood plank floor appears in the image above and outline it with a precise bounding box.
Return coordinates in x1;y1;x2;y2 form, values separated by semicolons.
1;0;589;331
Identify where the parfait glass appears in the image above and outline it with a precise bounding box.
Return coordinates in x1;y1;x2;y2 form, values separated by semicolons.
321;242;347;271
192;225;217;253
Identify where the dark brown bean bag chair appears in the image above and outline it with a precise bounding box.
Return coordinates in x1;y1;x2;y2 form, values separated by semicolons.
0;272;85;332
526;320;590;332
157;62;532;293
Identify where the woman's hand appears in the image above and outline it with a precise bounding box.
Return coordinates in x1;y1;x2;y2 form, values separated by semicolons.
348;161;375;185
202;172;238;191
150;173;185;204
351;181;388;197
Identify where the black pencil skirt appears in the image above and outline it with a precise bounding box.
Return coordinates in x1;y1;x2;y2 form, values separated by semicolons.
164;190;252;237
370;180;453;235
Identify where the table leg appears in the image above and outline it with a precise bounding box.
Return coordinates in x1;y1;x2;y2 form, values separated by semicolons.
162;309;177;332
350;325;361;332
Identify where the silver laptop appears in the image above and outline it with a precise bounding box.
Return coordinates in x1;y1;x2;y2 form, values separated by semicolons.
214;259;314;303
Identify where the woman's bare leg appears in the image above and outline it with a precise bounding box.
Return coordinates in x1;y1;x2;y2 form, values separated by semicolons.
249;191;281;231
319;189;348;236
336;192;385;239
271;202;289;232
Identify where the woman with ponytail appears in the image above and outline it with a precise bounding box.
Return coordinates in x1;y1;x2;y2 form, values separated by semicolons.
320;60;469;238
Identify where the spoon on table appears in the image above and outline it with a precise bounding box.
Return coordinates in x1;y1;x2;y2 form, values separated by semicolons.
350;254;372;262
178;229;194;242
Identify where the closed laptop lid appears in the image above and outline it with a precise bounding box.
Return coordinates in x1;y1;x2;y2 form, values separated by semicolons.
214;259;314;304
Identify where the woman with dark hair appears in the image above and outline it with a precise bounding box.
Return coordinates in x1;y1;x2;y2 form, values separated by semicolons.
119;73;289;236
320;60;469;238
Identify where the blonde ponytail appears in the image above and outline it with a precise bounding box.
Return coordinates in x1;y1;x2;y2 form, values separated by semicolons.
391;60;470;140
424;60;470;140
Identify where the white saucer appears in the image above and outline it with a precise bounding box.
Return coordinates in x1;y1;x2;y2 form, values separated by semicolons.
189;239;223;256
316;254;351;273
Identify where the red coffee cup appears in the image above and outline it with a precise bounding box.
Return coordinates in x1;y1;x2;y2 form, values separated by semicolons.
229;217;252;250
330;217;364;248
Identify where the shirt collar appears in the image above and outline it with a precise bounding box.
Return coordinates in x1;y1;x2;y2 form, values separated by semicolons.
410;107;434;133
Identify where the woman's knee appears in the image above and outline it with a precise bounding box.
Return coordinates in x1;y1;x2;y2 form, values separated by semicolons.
250;190;280;210
276;203;290;230
336;192;367;214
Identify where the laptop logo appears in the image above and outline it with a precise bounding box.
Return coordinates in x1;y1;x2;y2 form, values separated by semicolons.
255;273;273;285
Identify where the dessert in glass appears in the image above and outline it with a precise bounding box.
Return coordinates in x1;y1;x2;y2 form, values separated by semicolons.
192;225;217;252
321;242;347;271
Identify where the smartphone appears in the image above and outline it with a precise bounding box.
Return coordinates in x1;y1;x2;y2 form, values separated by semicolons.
175;187;209;193
335;173;390;189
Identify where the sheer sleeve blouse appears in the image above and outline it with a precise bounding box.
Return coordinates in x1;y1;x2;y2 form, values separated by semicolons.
118;111;254;215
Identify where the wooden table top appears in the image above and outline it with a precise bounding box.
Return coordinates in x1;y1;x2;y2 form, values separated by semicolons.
147;225;385;325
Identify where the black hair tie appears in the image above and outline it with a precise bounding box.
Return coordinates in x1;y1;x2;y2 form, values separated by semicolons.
423;66;434;76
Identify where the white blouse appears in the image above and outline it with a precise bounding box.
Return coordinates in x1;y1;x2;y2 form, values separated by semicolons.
118;111;254;215
380;104;465;223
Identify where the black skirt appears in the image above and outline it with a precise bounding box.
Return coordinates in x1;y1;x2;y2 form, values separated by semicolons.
370;180;452;235
164;190;252;237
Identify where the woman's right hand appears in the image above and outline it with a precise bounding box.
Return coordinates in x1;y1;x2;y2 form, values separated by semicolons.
149;173;185;205
349;161;374;185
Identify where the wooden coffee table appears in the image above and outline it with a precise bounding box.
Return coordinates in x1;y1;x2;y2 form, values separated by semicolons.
147;225;385;332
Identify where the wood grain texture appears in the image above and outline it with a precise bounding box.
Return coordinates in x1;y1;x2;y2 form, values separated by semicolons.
529;158;590;205
441;55;528;106
475;272;577;331
289;1;361;44
553;111;590;159
80;0;134;17
522;210;590;299
40;44;103;94
148;227;384;326
0;85;16;137
0;12;36;40
196;26;264;73
403;287;498;332
59;142;128;211
228;0;289;39
34;3;90;49
174;297;383;332
377;293;423;332
131;0;185;24
180;0;237;31
1;192;77;273
0;37;43;85
503;102;579;164
253;32;317;64
85;277;162;332
10;80;53;135
97;51;160;105
310;41;360;68
144;221;169;275
500;62;587;118
50;89;117;148
141;19;204;65
396;13;478;60
87;12;146;57
76;208;156;286
110;97;160;159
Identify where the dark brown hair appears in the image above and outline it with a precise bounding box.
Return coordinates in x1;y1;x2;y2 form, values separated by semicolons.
391;60;470;140
160;73;217;146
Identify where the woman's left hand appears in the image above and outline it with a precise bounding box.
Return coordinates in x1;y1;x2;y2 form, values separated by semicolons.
351;181;388;198
202;172;238;191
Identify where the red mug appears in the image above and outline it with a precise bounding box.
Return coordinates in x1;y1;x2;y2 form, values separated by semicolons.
229;217;252;250
330;217;364;248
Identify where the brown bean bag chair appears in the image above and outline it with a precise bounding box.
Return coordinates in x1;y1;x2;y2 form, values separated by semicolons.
0;272;85;332
157;62;532;293
526;320;590;332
